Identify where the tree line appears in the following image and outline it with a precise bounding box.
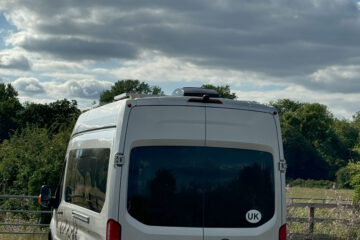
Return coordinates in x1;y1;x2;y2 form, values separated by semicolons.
1;80;360;201
271;100;360;186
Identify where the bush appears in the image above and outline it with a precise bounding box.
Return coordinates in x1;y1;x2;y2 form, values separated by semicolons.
348;162;360;204
288;178;335;189
336;166;353;189
0;126;71;197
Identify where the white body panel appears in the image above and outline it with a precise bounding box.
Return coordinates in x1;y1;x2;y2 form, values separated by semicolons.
120;106;205;240
50;96;286;240
204;107;281;240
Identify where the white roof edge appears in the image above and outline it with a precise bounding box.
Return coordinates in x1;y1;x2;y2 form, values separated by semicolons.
72;100;126;136
72;96;276;136
134;96;276;113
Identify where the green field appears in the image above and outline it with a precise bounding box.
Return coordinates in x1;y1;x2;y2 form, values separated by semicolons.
0;234;47;240
287;186;354;201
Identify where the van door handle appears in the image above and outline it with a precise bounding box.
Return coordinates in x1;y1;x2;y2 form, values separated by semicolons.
72;210;90;223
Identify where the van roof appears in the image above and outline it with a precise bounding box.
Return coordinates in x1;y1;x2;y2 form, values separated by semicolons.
72;96;277;137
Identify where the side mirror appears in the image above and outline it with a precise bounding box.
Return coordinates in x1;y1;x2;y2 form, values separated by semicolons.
38;185;51;208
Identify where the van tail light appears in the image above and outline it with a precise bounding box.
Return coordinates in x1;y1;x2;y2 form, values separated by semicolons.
107;219;121;240
279;224;286;240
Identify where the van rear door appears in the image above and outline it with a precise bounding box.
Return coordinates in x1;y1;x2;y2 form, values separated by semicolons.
120;106;205;240
204;107;282;240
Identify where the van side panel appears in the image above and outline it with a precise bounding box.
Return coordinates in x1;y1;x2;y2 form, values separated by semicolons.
204;107;282;240
120;106;205;240
53;129;115;240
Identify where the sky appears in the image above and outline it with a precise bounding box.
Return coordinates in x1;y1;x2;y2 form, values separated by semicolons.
0;0;360;119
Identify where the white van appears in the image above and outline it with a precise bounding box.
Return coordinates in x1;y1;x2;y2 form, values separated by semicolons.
39;87;287;240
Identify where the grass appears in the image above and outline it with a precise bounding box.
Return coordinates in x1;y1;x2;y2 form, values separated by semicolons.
0;213;48;240
0;234;47;240
287;186;354;201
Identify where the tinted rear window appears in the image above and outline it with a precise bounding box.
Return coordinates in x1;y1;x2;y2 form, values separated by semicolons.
127;146;274;228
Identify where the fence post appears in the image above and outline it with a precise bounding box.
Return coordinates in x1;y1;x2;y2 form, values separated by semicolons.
307;206;315;234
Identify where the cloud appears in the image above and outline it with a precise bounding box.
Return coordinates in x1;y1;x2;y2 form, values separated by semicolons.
33;59;85;72
110;51;281;87
234;85;360;119
12;77;112;99
0;52;30;70
19;37;138;61
13;77;45;95
306;65;360;93
2;0;360;118
45;79;112;99
2;0;360;77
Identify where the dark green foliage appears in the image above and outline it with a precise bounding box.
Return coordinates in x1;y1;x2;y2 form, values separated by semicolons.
270;99;303;115
336;166;353;189
20;99;80;133
295;103;333;142
288;178;334;189
347;162;360;203
0;83;23;142
270;99;360;181
0;83;18;101
333;119;359;154
283;126;329;180
100;79;164;103
0;127;71;195
201;84;236;99
0;83;80;214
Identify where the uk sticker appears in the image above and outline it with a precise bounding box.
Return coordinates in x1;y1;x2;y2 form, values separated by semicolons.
246;209;262;224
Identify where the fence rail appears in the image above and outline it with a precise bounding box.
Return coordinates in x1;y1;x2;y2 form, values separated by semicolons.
287;197;353;204
0;195;38;199
0;194;51;235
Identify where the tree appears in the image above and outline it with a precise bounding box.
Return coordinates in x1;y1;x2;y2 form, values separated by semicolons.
348;162;360;203
270;99;352;180
295;103;333;142
100;80;164;103
353;112;360;125
0;83;23;142
0;126;71;196
20;99;80;133
0;83;18;101
201;84;236;99
333;119;359;161
270;99;303;116
282;124;329;180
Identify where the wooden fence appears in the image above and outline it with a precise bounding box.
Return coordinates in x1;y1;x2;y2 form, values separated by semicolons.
287;197;356;240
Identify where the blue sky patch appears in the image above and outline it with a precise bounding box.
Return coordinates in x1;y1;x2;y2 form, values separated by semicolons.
239;84;286;92
0;12;16;49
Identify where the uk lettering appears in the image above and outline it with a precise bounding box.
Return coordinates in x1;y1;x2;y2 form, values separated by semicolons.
247;212;259;220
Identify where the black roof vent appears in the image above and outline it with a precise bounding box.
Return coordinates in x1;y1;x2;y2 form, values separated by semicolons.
172;87;219;98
